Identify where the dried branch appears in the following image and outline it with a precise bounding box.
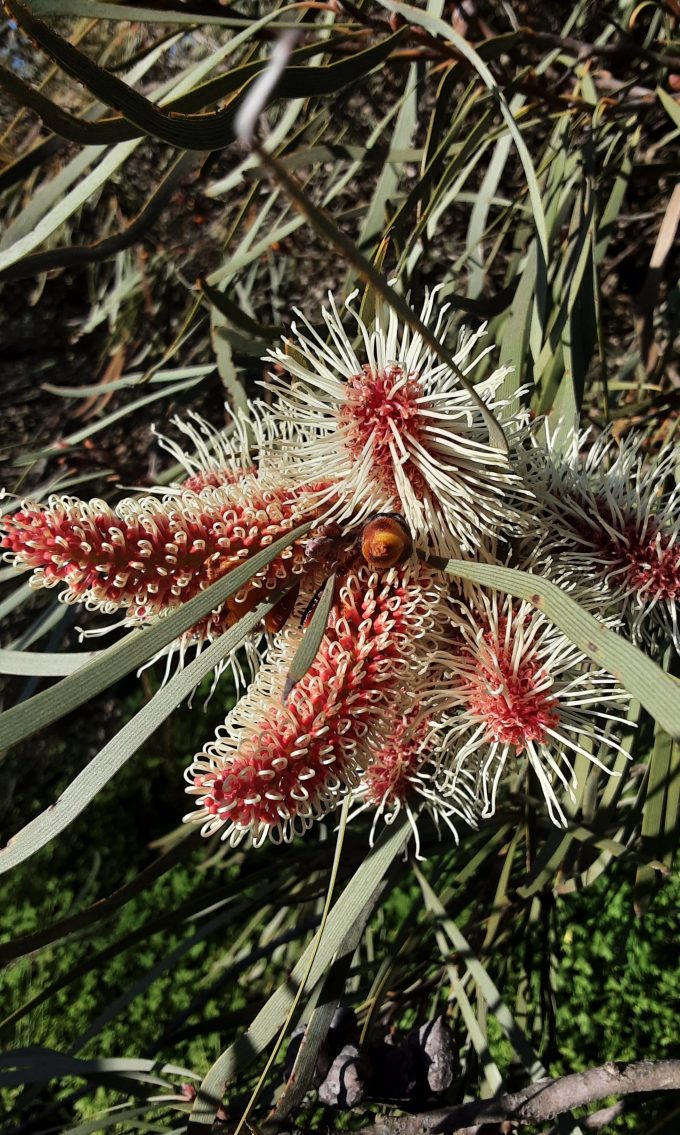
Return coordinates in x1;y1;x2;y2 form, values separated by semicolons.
356;1060;680;1135
522;28;680;71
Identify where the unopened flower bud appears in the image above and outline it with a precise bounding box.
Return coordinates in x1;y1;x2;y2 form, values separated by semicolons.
361;515;412;570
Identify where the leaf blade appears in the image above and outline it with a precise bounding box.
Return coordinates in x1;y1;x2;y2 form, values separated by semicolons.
0;592;287;874
283;571;336;700
188;813;411;1130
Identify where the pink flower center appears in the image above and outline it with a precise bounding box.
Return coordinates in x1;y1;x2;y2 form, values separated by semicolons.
611;517;680;601
339;365;426;496
364;716;427;806
464;629;559;751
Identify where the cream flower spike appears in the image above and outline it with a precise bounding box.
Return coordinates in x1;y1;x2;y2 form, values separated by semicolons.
264;287;522;556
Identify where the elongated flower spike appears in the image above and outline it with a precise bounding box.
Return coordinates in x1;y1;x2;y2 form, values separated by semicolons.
0;476;317;645
526;429;680;653
347;709;477;860
184;561;450;846
433;588;630;826
264;289;524;556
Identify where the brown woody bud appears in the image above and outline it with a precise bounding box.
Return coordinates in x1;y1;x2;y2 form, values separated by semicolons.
361;515;412;570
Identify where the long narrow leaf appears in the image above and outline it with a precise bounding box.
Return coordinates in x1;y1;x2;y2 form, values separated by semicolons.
0;832;193;961
5;3;406;150
414;865;547;1080
0;592;286;874
189;812;411;1131
0;1050;198;1088
232;798;351;1135
379;0;549;263
0;151;196;284
283;572;336;700
0;856;315;1033
0;648;99;676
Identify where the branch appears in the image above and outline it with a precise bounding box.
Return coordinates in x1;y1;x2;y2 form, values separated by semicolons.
356;1060;680;1134
523;28;680;71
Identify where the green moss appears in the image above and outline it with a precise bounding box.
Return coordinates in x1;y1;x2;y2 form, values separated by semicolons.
554;872;679;1071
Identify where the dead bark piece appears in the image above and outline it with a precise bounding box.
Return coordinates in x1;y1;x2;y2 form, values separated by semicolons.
317;1044;368;1109
415;1016;457;1094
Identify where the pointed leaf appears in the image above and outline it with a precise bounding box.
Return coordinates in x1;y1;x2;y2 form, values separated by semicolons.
5;3;407;150
0;151;196;284
414;865;547;1080
0;648;99;676
0;590;292;874
657;86;680;130
379;0;549;262
0;833;192;961
283;572;336;700
188;813;411;1130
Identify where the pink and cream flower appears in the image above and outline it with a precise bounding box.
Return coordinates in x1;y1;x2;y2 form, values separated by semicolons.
184;561;449;846
433;588;630;826
526;429;680;653
0;473;316;646
2;305;659;851
347;708;476;859
155;409;256;493
154;405;304;495
263;289;520;556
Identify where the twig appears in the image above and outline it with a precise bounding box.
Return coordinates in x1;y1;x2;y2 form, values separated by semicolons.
354;1060;680;1134
583;1100;626;1129
522;28;680;71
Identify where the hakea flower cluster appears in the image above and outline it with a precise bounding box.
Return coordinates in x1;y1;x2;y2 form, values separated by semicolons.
185;561;449;848
347;708;477;859
1;477;316;656
431;588;629;827
1;287;677;851
1;412;321;659
264;291;523;556
524;429;680;652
